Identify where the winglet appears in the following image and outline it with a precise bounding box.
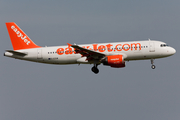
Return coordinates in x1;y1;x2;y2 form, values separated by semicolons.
67;43;72;47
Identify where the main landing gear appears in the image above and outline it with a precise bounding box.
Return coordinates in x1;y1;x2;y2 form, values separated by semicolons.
151;59;156;69
91;64;99;74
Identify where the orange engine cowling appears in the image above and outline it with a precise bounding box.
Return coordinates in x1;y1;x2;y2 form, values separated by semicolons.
102;55;125;68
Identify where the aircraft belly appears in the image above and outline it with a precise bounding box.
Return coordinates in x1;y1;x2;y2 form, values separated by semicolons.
43;54;79;64
125;51;144;60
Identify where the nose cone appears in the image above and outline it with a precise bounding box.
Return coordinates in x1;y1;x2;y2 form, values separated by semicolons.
171;47;176;54
168;47;176;55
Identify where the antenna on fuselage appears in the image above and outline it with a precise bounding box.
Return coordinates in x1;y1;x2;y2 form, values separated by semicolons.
148;38;151;41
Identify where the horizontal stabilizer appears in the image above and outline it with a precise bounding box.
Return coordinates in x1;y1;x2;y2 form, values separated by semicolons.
6;50;27;56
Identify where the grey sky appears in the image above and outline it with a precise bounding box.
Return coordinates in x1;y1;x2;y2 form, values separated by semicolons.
0;0;180;120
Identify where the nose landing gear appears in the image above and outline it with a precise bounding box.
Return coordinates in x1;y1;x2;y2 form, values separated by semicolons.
151;59;156;69
151;65;156;69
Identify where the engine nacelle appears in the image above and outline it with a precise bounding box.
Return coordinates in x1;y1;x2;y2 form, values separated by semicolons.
102;55;125;68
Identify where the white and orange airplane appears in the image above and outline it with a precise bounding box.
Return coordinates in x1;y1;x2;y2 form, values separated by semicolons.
4;22;176;74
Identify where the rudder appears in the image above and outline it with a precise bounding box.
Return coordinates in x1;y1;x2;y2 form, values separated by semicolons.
6;22;40;50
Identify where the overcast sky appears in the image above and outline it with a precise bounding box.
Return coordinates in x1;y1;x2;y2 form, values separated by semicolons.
0;0;180;120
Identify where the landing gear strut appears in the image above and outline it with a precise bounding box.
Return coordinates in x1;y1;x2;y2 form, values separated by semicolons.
151;59;156;69
91;64;99;74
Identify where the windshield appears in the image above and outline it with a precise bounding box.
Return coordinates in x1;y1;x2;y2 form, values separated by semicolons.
160;44;168;47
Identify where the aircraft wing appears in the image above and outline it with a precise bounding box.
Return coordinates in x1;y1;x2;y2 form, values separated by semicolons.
68;43;105;61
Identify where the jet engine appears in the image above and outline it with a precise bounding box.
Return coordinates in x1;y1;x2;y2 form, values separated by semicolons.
102;55;125;68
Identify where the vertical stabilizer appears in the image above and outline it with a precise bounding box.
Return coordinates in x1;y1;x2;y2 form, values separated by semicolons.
6;22;40;50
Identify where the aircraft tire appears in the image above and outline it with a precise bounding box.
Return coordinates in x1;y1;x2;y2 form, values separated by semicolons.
91;66;99;74
151;65;156;69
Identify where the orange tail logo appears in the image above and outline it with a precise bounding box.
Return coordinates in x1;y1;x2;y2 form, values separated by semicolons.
6;22;41;50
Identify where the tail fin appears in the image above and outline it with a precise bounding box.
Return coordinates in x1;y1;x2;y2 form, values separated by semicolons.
6;22;41;50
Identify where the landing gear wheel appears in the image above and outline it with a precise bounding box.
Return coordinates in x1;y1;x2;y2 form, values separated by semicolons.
91;66;99;74
151;65;156;69
150;59;156;69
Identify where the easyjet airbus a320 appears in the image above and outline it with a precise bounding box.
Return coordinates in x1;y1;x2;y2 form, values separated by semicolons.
4;22;176;74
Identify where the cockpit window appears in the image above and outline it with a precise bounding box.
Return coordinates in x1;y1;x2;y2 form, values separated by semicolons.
160;44;168;47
